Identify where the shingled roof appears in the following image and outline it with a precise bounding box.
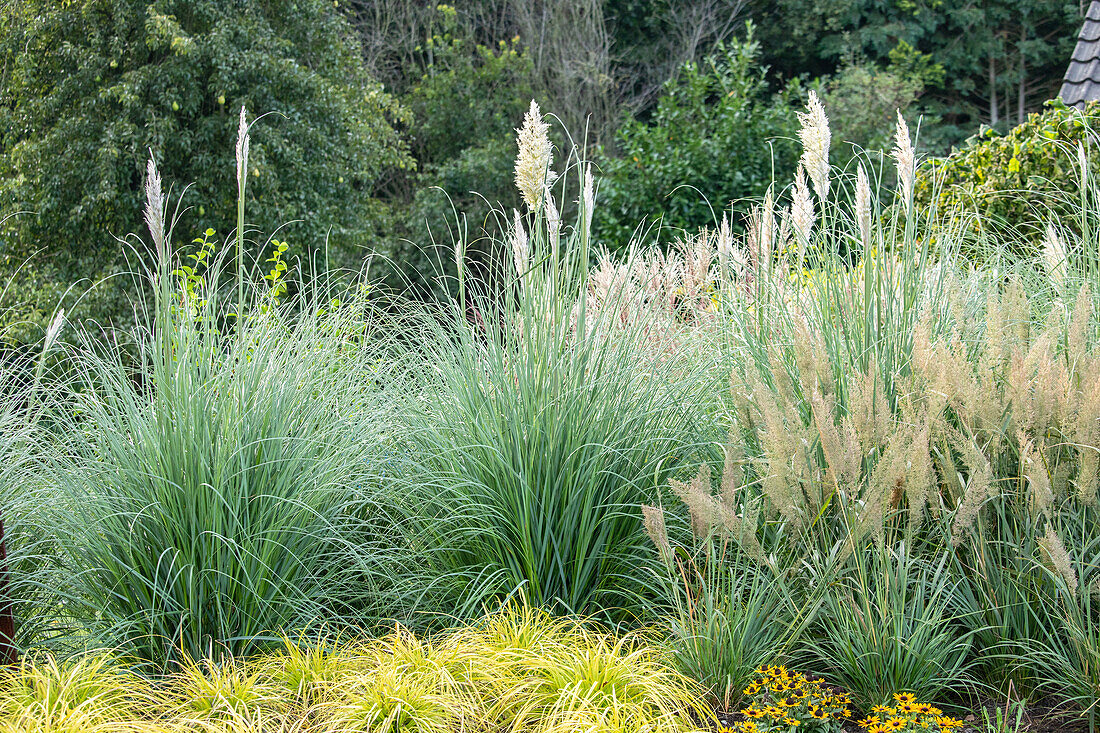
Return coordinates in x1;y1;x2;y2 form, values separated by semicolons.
1062;1;1100;108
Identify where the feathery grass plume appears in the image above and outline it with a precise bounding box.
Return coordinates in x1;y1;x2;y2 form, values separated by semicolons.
235;106;250;188
1008;332;1068;441
797;90;831;201
1043;224;1068;292
511;209;530;279
234;106;250;317
581;162;595;234
1071;366;1100;505
671;465;717;538
848;361;891;455
792;317;833;397
949;430;994;546
720;438;745;506
791;164;815;246
1019;430;1054;518
856;163;872;249
1079;142;1089;194
810;388;860;491
143;157;165;261
1067;283;1092;368
642;505;673;565
716;213;734;274
1039;526;1079;597
893;110;915;208
855;430;914;546
905;421;936;534
545;188;561;261
745;368;804;527
514;100;556;212
42;308;65;353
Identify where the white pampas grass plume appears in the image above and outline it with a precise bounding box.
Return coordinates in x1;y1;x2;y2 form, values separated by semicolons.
545;189;561;261
856;164;872;248
798;90;831;201
581;163;595;233
511;209;529;278
1079;142;1089;189
235;106;250;188
514;100;556;212
143;155;165;260
43;309;65;352
893;110;915;206
792;165;815;244
716;213;733;268
1043;224;1067;291
760;186;775;266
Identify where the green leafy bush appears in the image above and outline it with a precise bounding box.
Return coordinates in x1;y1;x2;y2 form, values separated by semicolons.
594;25;799;248
915;99;1100;245
0;0;412;324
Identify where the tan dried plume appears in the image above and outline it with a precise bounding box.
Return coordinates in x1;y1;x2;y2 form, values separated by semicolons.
1039;525;1079;596
641;505;672;565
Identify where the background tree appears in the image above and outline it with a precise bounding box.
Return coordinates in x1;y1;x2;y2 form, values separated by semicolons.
594;29;800;247
0;0;411;327
750;0;1081;149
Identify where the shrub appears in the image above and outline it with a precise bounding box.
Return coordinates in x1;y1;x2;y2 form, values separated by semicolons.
914;99;1100;250
595;24;800;248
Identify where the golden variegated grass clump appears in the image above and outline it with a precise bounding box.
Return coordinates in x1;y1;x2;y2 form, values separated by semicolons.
0;608;709;733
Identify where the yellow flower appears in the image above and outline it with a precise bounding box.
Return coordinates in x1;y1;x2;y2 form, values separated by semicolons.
893;693;918;705
885;718;906;731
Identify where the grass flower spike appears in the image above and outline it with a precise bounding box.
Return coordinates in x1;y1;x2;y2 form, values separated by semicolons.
512;209;530;278
1043;224;1067;291
893;111;915;207
143;156;165;260
798;90;831;201
792;164;815;245
515;100;556;212
856;163;872;248
582;162;595;233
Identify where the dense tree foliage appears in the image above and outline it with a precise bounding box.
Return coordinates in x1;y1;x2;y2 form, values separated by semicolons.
595;32;800;246
0;0;1088;328
751;0;1080;145
0;0;411;323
